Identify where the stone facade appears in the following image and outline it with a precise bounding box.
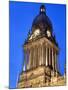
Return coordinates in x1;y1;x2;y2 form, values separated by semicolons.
17;66;66;88
17;5;66;88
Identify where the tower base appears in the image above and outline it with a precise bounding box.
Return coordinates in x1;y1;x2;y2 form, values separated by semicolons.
17;65;66;88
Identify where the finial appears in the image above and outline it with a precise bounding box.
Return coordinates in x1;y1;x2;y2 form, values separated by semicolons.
40;5;46;13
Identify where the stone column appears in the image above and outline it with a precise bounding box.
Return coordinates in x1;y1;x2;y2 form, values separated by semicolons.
44;45;46;66
36;46;38;67
39;45;42;65
54;51;57;77
40;43;45;65
38;46;40;66
42;45;44;65
52;48;55;76
41;45;43;65
26;49;29;70
43;44;46;65
55;53;57;70
56;52;58;77
37;46;39;66
24;49;27;70
46;45;48;66
28;49;32;70
33;47;35;69
48;47;49;66
34;46;36;68
30;47;33;69
33;47;34;68
49;47;51;66
35;46;37;67
54;51;55;75
52;48;54;70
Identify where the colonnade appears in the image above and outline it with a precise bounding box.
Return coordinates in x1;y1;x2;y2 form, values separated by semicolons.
24;43;58;73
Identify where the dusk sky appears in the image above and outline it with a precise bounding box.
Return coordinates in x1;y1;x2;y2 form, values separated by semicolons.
9;1;66;88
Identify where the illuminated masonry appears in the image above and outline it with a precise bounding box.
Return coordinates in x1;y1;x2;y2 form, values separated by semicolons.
17;5;66;88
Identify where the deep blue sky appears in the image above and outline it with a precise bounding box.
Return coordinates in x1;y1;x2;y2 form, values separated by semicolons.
9;1;66;88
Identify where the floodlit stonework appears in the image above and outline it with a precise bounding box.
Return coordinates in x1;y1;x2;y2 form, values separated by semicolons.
17;66;66;88
17;5;66;88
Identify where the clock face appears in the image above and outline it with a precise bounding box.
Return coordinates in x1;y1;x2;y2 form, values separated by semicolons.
29;29;40;40
47;30;51;37
34;29;40;36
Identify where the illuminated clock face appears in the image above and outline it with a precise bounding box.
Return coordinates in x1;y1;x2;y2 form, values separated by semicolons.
29;29;40;40
34;29;40;36
47;30;51;37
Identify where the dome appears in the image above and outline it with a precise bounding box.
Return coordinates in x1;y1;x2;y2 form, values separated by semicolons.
25;5;58;47
32;5;53;33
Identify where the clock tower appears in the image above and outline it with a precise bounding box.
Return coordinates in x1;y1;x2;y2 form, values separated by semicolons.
17;5;65;88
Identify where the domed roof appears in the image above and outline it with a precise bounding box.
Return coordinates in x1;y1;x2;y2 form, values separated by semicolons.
32;5;53;32
24;5;58;47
